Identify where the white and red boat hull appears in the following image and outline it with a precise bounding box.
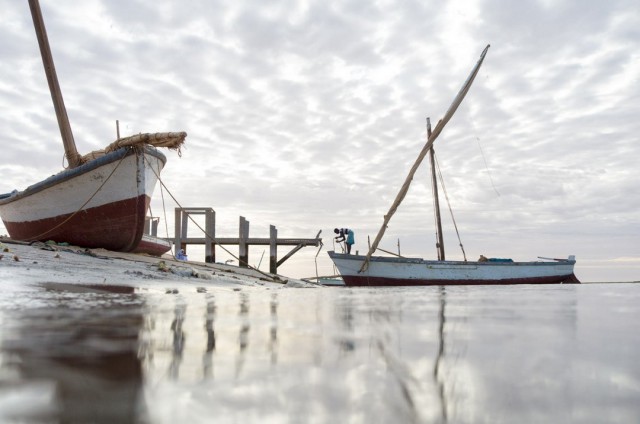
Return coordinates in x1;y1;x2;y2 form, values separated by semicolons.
328;251;579;286
132;234;172;256
0;147;165;252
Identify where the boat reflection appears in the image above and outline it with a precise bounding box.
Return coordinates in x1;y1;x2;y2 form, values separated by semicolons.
1;282;609;423
0;283;146;423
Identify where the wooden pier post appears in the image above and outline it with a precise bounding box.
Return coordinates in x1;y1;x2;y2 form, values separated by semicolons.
181;211;189;252
269;225;277;274
174;208;182;254
205;209;215;263
172;207;321;273
239;216;249;267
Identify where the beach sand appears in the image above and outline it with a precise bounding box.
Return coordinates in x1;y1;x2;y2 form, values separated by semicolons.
0;238;318;290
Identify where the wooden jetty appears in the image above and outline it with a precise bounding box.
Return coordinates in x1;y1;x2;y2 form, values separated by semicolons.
173;207;322;274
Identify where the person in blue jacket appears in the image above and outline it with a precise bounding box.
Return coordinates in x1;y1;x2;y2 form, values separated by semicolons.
334;228;355;254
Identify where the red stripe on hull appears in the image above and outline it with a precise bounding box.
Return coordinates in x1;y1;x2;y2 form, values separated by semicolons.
341;273;580;287
3;195;149;252
132;236;171;256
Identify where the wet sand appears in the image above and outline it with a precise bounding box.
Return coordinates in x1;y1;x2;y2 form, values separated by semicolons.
0;238;317;290
1;240;639;423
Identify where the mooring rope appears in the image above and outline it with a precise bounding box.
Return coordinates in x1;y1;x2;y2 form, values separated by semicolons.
25;150;129;242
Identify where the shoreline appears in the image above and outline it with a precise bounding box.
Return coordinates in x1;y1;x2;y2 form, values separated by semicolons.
0;238;319;290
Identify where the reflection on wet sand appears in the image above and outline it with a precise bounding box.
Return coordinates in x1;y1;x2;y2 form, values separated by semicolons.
0;283;146;424
269;292;278;365
169;301;186;380
434;286;448;422
202;294;216;379
2;283;638;423
236;291;250;378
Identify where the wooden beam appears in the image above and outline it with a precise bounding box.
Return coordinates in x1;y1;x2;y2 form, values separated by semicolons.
205;209;215;263
172;237;321;246
277;244;305;267
269;225;277;274
239;216;249;267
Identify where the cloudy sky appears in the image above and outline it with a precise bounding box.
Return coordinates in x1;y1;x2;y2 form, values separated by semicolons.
1;0;638;282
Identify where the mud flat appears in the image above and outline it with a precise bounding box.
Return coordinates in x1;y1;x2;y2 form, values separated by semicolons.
0;238;317;290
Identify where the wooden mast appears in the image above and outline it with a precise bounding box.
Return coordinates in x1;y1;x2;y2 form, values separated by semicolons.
359;44;489;273
28;0;82;168
428;117;445;261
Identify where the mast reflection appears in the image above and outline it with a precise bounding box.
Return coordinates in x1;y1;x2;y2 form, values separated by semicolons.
235;291;250;378
203;294;216;379
169;301;186;380
433;286;448;423
269;292;278;365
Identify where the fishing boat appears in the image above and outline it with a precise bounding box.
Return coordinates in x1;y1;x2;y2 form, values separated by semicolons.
133;234;172;257
132;217;172;256
0;0;185;252
328;45;579;286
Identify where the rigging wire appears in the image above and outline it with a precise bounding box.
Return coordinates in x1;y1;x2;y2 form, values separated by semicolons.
476;136;500;197
156;159;174;257
434;153;467;262
466;105;500;197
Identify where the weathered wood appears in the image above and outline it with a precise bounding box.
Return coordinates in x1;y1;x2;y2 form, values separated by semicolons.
277;244;305;267
28;0;81;168
205;209;215;263
428;117;445;261
172;207;321;272
174;208;182;253
269;225;277;274
239;216;249;267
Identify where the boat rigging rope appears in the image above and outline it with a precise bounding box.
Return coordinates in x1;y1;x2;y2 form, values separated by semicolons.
466;108;501;197
434;153;467;262
157;168;174;257
25;151;129;242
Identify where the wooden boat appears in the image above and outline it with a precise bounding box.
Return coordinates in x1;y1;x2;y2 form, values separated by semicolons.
328;252;578;286
133;235;172;257
328;45;579;286
0;0;185;252
0;146;168;251
132;217;172;256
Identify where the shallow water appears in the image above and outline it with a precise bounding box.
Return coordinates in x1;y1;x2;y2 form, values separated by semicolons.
0;282;639;423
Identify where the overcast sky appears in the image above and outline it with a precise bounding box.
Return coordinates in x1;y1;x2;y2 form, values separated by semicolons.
1;0;638;282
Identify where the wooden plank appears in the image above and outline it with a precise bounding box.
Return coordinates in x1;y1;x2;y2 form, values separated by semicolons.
172;237;321;246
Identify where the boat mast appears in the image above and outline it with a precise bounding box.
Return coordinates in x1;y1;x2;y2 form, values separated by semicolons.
428;117;445;261
28;0;82;168
359;45;489;273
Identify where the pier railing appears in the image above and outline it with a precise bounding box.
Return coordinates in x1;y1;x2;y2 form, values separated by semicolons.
173;207;322;274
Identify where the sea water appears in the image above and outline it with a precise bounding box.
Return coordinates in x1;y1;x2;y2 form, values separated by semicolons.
0;282;638;423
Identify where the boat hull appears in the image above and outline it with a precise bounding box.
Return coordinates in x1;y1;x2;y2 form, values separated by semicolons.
0;147;166;252
132;234;172;256
328;251;579;286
